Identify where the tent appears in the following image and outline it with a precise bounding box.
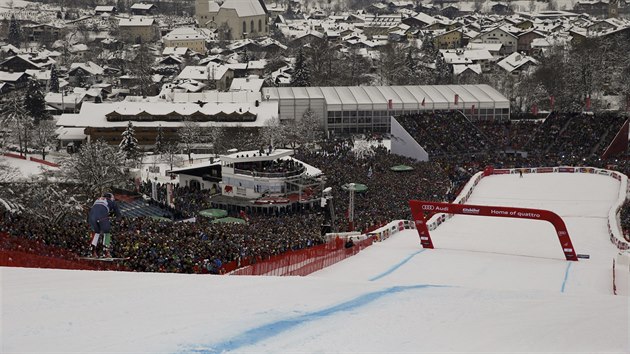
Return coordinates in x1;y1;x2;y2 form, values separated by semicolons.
341;183;368;192
199;208;228;218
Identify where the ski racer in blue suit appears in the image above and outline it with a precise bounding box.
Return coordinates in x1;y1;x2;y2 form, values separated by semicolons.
88;193;121;258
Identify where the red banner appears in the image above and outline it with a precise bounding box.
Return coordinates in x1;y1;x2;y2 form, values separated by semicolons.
409;201;578;261
536;167;554;173
558;167;575;173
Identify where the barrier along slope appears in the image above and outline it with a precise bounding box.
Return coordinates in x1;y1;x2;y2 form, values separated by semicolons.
419;166;630;252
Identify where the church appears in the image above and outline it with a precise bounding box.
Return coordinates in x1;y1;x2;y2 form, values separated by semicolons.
195;0;270;40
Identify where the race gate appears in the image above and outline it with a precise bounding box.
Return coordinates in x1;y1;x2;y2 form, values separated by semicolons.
408;201;579;261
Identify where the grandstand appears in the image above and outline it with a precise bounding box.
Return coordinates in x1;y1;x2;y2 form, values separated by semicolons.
117;196;174;220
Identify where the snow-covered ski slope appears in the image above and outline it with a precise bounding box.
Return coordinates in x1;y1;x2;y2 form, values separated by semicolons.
2;173;629;353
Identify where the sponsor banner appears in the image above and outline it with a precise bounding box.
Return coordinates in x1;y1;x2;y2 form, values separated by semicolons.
493;169;511;175
398;221;405;231
558;167;575;173
462;207;481;215
536;167;554;173
612;173;622;181
598;170;610;176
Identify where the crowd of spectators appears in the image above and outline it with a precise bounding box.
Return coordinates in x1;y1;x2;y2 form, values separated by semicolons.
3;110;630;273
395;112;493;157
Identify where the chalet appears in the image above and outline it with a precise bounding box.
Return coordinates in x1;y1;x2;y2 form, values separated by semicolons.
402;12;437;29
0;71;30;90
23;23;66;43
118;17;160;43
0;55;46;72
95;6;117;15
491;3;511;15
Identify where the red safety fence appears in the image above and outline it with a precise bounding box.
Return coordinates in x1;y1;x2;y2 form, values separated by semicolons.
29;156;60;168
229;237;374;276
0;233;126;271
3;152;26;160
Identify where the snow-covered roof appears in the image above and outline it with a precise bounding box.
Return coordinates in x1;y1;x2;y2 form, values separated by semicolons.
119;17;155;27
466;42;503;52
95;6;115;12
440;49;493;63
131;3;155;10
0;71;28;82
229;76;264;92
497;52;539;73
69;61;105;76
163;47;190;56
453;64;482;76
55;101;279;129
263;85;510;111
219;0;267;17
163;27;209;41
177;64;229;81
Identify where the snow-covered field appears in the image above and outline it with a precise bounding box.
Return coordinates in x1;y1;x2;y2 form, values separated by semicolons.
3;172;628;353
0;0;35;12
0;155;58;181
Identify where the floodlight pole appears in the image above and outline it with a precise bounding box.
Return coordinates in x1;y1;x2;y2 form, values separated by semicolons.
348;183;355;231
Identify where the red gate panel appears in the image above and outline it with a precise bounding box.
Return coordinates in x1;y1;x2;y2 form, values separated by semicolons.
409;201;578;261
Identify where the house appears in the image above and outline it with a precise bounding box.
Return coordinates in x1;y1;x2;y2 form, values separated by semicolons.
68;61;105;86
118;17;160;43
130;3;158;16
0;71;31;90
229;75;264;92
0;55;46;72
402;12;437;29
497;52;539;75
440;48;493;71
45;92;87;113
95;6;117;15
69;43;90;61
195;0;269;39
162;27;211;54
176;63;232;90
23;23;66;43
476;26;518;54
517;30;546;53
433;29;464;49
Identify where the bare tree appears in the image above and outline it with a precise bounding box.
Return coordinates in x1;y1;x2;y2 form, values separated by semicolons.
1;94;32;157
32;120;58;160
178;119;201;161
59;139;127;199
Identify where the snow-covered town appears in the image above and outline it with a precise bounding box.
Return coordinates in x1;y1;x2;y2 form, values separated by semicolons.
1;0;629;352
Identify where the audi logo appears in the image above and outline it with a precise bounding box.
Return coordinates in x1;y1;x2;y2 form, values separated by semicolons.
422;205;435;211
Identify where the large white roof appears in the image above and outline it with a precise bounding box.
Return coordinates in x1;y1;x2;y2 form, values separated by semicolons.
263;85;510;110
56;101;279;129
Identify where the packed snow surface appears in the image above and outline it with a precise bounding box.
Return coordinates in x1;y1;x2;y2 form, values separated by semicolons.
2;173;629;353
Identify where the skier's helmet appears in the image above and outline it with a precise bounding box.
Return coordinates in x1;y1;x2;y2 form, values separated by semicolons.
103;192;115;201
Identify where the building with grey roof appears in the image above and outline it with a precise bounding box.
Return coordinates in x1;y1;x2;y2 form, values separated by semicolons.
262;85;510;134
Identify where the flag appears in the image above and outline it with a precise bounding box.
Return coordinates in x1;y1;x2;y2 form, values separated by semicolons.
421;97;425;106
550;95;555;111
585;95;591;111
532;103;538;116
454;94;459;105
388;99;393;109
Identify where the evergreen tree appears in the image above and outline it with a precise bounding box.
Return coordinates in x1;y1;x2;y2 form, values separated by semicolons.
119;121;139;161
8;14;21;48
24;78;48;125
49;64;60;93
434;54;452;85
290;48;310;87
155;124;164;154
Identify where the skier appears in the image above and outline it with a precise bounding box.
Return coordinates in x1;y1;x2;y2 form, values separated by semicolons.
88;192;121;258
